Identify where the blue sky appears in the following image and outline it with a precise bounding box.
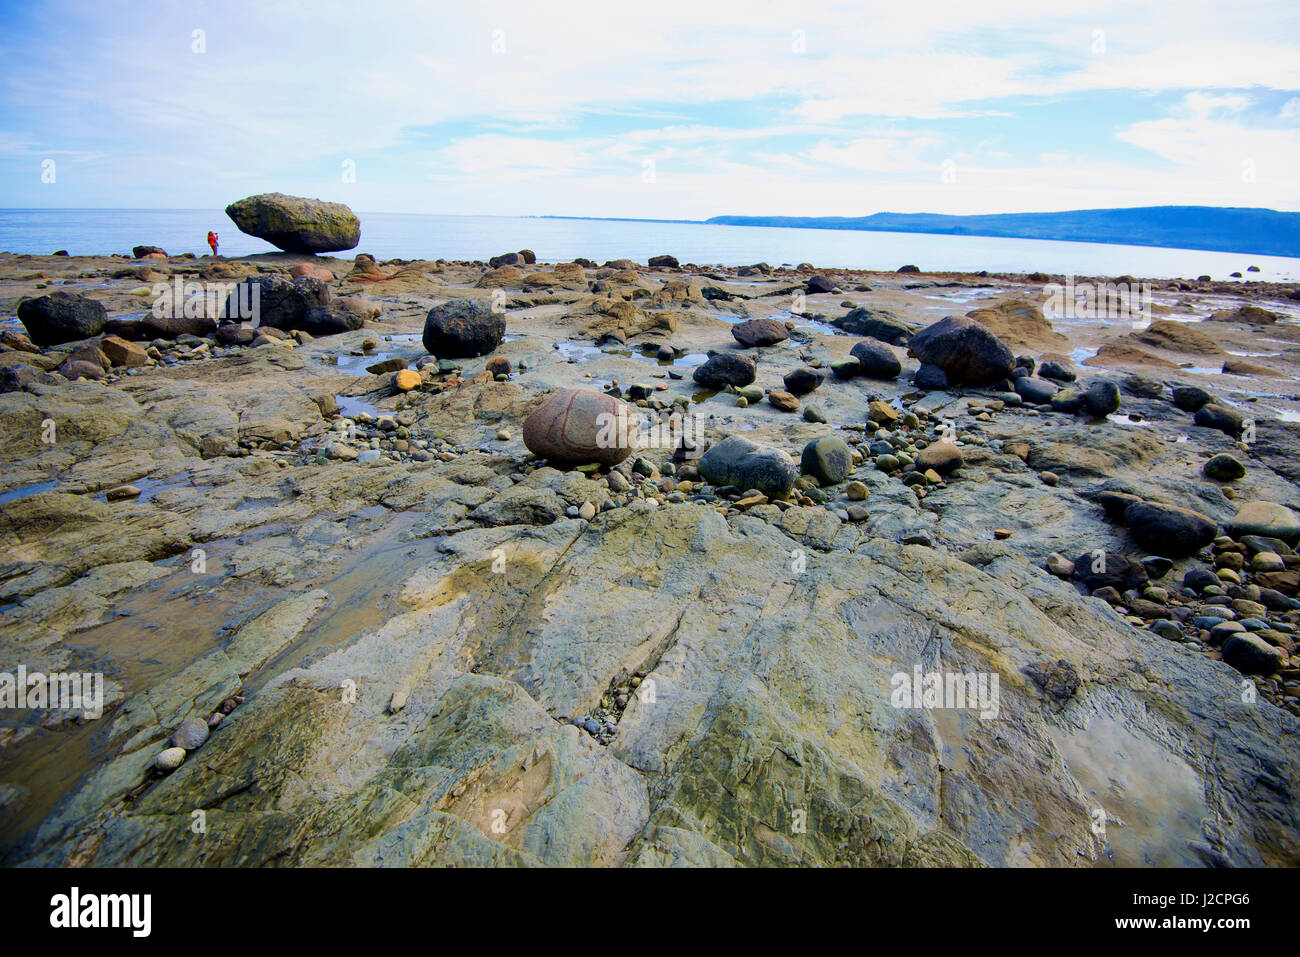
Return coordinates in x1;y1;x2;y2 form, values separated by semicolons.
1;0;1297;218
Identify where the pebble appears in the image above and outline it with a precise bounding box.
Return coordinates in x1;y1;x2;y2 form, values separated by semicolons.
171;717;210;750
155;747;186;772
578;501;597;520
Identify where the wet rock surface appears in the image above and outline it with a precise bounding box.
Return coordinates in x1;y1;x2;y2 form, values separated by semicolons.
0;251;1298;868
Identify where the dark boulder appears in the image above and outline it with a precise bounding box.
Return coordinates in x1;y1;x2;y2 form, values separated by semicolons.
1082;379;1121;417
1172;385;1213;412
783;368;824;395
1194;403;1244;438
800;437;852;484
731;318;789;348
300;306;365;336
699;436;799;497
223;275;330;332
851;340;901;379
693;353;756;389
1038;360;1076;382
913;363;949;391
1123;501;1218;557
1073;551;1149;593
422;298;506;358
907;315;1014;387
17;292;107;346
1013;377;1059;404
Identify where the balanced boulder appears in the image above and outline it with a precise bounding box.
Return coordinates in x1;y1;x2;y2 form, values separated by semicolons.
225;192;360;253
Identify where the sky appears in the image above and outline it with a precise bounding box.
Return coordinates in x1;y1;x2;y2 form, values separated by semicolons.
1;0;1298;219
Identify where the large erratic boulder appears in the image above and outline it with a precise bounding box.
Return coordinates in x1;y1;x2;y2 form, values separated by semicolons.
423;298;506;358
908;315;1014;387
225;192;361;253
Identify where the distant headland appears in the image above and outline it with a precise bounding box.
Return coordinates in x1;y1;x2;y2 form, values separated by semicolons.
701;206;1300;259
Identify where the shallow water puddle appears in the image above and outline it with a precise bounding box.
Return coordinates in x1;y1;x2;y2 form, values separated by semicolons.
1052;716;1209;867
335;394;384;419
0;481;60;505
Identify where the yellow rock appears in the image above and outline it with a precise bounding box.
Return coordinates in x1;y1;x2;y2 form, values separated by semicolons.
394;369;421;392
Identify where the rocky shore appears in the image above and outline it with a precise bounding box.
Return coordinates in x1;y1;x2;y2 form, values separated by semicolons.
2;243;1299;867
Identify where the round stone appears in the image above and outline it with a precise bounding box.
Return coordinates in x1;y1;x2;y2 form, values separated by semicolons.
155;747;187;772
523;389;637;467
172;717;210;750
800;437;852;485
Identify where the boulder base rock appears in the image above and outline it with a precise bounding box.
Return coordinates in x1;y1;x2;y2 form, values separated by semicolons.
523;389;636;466
225;192;360;253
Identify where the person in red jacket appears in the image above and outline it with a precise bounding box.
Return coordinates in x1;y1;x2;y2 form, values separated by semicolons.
207;231;219;256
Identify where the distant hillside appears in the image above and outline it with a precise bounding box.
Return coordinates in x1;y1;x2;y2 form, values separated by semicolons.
704;206;1300;258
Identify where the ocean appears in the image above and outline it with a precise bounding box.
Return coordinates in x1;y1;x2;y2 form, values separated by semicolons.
2;208;1298;282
